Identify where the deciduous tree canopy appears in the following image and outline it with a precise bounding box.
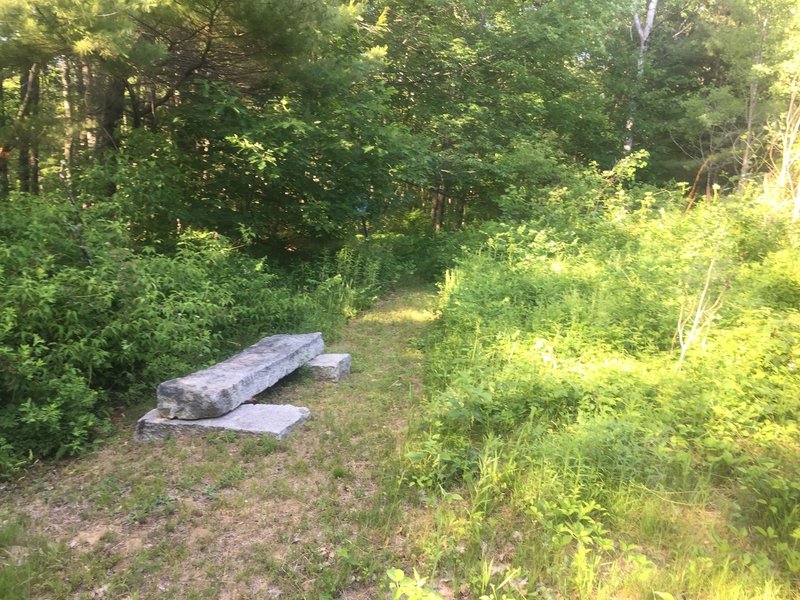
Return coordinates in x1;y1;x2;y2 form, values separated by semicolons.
0;0;797;237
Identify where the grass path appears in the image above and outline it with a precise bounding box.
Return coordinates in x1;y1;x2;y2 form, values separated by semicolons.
1;287;437;600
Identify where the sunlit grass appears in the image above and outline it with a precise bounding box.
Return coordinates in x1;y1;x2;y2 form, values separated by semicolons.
0;287;437;599
360;305;436;324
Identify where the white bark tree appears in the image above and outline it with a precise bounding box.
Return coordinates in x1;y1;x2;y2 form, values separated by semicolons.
624;0;659;154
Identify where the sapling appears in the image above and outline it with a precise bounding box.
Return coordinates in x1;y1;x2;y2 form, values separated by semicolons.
674;260;724;369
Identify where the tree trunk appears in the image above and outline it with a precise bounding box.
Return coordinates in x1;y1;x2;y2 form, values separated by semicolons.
17;64;40;193
432;180;446;232
96;75;126;155
0;73;8;198
775;86;800;220
0;151;7;197
30;147;39;195
740;79;758;187
61;58;76;167
127;80;143;129
793;183;800;223
624;0;659;154
455;195;466;229
739;17;768;190
30;65;40;195
18;146;30;193
78;63;96;151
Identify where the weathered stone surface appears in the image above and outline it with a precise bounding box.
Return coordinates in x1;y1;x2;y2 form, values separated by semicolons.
157;332;324;419
307;353;351;382
135;404;311;442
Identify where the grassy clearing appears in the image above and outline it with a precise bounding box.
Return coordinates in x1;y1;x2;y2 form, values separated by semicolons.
6;199;799;600
0;288;436;600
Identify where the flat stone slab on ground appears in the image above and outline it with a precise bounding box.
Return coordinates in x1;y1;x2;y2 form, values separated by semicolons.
157;332;324;420
308;353;351;382
135;404;311;442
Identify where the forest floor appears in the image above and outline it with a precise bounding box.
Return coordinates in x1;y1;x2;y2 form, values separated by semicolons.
1;287;437;600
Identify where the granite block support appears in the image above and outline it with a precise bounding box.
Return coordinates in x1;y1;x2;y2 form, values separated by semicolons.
135;404;310;442
307;353;351;382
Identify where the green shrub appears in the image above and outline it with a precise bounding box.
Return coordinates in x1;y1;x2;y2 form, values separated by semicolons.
0;193;397;477
405;191;800;589
747;248;800;309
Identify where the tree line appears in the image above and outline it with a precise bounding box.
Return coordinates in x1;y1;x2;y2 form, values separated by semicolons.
0;0;798;249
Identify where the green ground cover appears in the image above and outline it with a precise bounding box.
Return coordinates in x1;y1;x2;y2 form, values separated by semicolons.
2;184;800;600
0;289;436;599
3;191;800;599
401;192;800;599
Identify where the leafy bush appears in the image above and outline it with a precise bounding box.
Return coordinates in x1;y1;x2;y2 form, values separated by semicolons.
404;189;800;594
0;192;395;477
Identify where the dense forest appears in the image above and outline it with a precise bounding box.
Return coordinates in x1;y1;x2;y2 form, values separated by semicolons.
2;0;800;598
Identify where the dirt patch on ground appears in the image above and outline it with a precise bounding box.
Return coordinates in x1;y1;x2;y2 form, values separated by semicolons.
69;524;115;550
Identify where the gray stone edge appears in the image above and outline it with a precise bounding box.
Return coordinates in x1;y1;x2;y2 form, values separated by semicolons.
308;353;352;382
156;333;324;419
135;405;311;442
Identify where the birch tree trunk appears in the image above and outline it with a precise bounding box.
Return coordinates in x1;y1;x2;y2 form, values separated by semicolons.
778;87;800;221
624;0;659;154
739;17;769;189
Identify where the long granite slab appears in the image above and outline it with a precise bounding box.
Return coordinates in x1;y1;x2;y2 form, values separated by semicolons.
157;332;324;420
135;404;311;441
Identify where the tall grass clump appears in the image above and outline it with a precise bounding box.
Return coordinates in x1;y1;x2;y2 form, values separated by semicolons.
403;172;800;598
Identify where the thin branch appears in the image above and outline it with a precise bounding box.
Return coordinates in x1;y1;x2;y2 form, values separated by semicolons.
675;260;722;369
140;3;220;115
59;161;94;266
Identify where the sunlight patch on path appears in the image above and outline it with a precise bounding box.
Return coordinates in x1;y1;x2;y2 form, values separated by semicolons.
359;305;436;325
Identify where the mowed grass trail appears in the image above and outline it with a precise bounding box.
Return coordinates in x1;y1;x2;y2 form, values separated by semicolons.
0;287;436;600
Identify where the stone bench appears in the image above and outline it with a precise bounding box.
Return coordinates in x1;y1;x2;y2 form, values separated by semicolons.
135;332;325;442
157;332;324;420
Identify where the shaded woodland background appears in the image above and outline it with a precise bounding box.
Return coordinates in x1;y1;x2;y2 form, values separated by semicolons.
1;0;798;238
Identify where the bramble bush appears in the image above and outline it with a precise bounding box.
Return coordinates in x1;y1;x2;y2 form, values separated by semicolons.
403;180;800;597
0;192;395;477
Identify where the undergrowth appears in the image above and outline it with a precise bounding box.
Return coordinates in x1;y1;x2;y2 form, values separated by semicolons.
401;176;800;598
0;192;402;476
